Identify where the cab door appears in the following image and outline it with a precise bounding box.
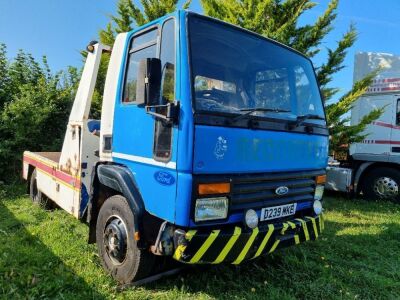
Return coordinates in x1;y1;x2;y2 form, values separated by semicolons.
112;18;179;223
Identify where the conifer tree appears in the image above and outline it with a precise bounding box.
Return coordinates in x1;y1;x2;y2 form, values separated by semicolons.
99;0;191;46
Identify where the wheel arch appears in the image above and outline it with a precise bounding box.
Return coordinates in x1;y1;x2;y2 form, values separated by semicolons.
355;161;400;193
87;163;146;249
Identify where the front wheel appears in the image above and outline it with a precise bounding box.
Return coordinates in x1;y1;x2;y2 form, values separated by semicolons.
96;195;155;284
362;167;400;202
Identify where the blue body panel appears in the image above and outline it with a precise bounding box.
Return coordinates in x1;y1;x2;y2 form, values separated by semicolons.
193;125;329;174
188;123;328;227
172;11;195;226
110;11;329;228
176;10;195;174
112;12;180;224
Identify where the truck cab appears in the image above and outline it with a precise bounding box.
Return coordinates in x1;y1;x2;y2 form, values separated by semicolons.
350;93;400;160
23;11;328;283
326;52;400;201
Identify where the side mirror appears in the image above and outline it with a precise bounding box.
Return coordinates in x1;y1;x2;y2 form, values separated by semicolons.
136;58;161;106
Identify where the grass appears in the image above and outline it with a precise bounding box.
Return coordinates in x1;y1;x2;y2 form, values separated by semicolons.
0;185;400;299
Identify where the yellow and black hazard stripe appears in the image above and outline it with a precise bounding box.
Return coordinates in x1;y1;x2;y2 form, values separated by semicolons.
173;214;324;264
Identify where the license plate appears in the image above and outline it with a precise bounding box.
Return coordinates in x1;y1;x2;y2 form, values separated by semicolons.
260;203;297;221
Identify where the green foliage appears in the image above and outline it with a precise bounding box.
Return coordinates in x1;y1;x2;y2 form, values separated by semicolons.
201;0;320;47
317;24;357;98
0;44;78;182
200;0;382;152
99;23;116;47
99;0;191;46
327;69;383;152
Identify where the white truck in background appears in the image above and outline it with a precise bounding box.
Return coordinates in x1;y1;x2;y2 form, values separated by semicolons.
326;52;400;202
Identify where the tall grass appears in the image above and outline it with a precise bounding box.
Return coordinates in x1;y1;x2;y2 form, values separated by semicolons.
1;185;399;299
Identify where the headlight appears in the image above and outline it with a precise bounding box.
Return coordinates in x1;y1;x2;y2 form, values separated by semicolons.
245;209;258;229
314;185;324;201
313;199;323;215
195;197;228;222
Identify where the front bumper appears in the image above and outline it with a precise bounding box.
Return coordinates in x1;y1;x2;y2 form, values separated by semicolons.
173;214;324;264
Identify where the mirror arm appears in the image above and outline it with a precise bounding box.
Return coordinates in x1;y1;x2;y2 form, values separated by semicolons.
145;101;180;124
145;108;170;122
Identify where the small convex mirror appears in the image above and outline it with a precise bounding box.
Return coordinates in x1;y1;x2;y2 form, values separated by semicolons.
136;58;162;106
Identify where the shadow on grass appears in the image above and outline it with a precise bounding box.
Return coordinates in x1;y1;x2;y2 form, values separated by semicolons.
0;200;105;299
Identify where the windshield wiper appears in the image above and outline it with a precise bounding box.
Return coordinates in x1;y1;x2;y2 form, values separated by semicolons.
291;114;325;128
230;108;291;123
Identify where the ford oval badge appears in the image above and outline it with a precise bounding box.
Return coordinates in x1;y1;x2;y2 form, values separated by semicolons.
154;171;175;186
275;186;289;195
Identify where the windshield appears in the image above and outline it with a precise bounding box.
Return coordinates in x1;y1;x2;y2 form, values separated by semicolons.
188;15;325;122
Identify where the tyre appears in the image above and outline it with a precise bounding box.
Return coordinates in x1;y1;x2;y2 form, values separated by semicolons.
362;167;400;202
29;169;51;209
96;195;155;284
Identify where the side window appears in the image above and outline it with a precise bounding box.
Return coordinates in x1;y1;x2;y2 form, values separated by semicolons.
159;19;176;104
153;19;175;161
295;66;323;116
396;98;400;125
122;29;158;103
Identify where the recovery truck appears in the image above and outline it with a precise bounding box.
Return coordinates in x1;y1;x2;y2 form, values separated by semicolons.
23;11;328;284
326;52;400;202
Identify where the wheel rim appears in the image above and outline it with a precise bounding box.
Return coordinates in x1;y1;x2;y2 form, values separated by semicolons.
103;216;128;265
373;176;399;199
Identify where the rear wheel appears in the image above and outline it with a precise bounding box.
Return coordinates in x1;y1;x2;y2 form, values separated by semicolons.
362;167;400;202
96;195;155;284
29;169;51;209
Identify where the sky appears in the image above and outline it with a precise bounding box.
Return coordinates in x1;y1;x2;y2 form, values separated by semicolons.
0;0;399;100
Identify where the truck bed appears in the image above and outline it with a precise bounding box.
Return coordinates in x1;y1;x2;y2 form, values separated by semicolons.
23;151;60;172
23;151;80;191
23;150;81;216
27;151;61;164
35;152;61;163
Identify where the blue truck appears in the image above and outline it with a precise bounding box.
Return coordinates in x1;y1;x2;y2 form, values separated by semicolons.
23;11;328;284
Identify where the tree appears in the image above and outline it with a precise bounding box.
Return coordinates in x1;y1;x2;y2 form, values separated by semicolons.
99;0;191;46
0;44;78;182
200;0;383;153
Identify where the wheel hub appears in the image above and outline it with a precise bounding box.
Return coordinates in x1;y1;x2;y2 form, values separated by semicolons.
103;217;128;265
373;176;398;199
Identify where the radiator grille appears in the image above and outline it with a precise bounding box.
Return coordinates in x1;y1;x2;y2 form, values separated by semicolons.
229;170;324;213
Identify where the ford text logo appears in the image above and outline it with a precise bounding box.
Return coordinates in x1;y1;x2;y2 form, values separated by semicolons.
154;171;175;186
275;186;289;195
